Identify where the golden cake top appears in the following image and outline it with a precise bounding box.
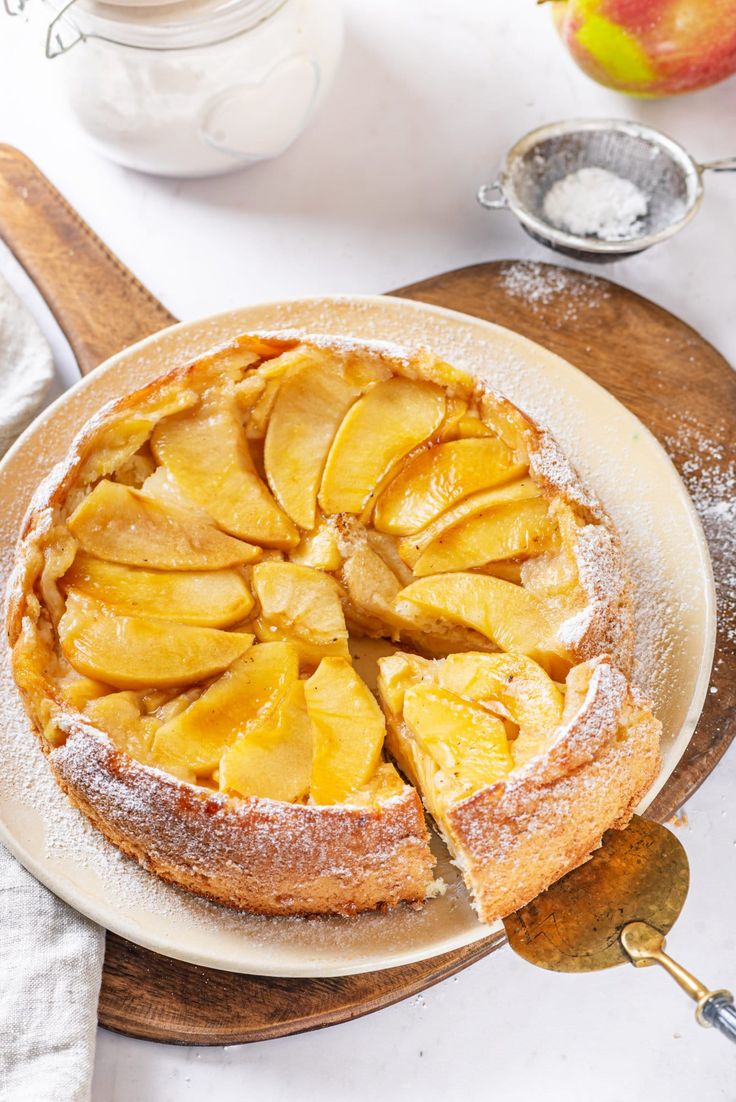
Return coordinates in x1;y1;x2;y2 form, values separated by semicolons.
9;332;632;810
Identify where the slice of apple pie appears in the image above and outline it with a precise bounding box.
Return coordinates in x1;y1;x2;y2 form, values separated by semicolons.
7;331;660;921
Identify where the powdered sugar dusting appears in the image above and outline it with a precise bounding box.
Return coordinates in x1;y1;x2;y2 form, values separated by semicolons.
665;415;736;646
543;168;648;241
0;296;712;970
498;261;611;323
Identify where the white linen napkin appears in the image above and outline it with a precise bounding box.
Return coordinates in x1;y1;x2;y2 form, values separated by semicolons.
0;273;105;1102
0;847;104;1102
0;274;54;456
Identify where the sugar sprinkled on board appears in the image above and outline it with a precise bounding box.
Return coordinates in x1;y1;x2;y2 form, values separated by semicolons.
498;261;610;322
543;167;649;241
665;416;736;646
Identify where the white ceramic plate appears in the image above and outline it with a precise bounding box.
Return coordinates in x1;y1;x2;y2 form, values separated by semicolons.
0;295;716;977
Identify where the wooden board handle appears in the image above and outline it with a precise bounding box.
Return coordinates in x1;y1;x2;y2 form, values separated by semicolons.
0;145;177;375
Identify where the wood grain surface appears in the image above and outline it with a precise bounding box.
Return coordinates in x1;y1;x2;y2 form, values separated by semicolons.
0;145;175;372
0;146;733;1047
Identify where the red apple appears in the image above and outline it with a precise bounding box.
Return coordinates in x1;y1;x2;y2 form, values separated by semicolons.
550;0;736;96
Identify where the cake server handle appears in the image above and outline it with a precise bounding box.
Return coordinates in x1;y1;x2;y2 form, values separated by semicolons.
699;993;736;1041
620;921;736;1045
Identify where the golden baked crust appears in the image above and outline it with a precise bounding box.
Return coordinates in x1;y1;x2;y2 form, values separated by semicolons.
48;717;432;917
7;330;654;921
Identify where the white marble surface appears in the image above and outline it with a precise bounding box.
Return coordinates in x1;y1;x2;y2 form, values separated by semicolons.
1;1;735;1098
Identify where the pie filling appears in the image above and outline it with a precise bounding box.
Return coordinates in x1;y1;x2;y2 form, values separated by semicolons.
14;335;620;820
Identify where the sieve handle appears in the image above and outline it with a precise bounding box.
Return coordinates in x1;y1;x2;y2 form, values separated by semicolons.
699;157;736;173
477;182;508;210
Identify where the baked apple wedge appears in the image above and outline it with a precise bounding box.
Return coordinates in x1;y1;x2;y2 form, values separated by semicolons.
289;518;343;571
67;480;259;570
84;692;160;762
152;395;298;549
63;552;254;627
397;477;541;568
152;641;298;774
219;680;313;802
305;657;386;804
394;572;557;659
263;360;362;529
251;562;349;659
373;437;526;536
434;652;564;767
58;593;253;691
412;497;555;576
318;377;446;516
403;684;514;797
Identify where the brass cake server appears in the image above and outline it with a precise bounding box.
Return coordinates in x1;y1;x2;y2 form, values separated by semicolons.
503;815;736;1044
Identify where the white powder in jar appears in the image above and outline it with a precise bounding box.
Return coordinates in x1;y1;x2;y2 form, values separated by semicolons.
543;167;649;241
44;0;343;177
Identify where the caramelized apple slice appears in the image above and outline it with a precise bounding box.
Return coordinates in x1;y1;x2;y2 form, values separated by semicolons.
60;676;110;711
252;617;348;666
68;480;259;570
264;361;362;529
64;553;253;627
453;414;493;439
305;657;386;804
376;652;430;715
85;691;160;763
521;505;582;599
403;684;513;797
152;641;298;774
252;562;348;653
59;593;253;691
289;518;343;572
219;681;313;802
397;478;541;567
394;573;554;657
413;498;555;576
244;377;281;439
139;465;213;519
373;437;526;536
480;393;530;457
151;395;298;549
318;378;446;516
436;397;468;441
348;761;407;806
435;652;564;767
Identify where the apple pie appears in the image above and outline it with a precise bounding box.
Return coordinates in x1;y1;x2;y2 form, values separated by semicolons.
7;332;661;921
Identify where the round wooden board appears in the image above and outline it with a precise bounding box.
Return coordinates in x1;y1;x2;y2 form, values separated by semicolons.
0;149;733;1046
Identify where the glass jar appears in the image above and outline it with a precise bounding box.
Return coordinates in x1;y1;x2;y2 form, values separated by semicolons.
36;0;343;176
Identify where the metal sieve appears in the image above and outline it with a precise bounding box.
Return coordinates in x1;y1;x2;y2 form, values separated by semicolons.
477;118;735;263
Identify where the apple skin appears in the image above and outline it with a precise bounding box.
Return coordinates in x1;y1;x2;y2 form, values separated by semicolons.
551;0;736;96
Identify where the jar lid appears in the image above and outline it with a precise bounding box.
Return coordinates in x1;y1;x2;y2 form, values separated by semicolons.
88;0;185;7
46;0;285;53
